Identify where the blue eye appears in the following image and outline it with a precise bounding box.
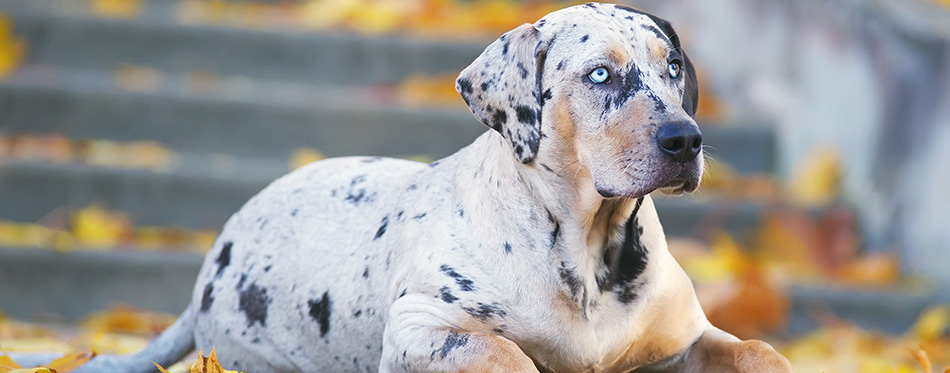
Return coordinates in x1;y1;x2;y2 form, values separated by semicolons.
588;67;610;84
668;61;681;78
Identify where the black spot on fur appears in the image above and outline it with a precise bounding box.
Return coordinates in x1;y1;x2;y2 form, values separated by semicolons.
550;221;561;248
584;2;597;9
540;89;553;106
462;302;506;321
413;212;427;219
362;267;369;279
556;60;565;71
399;288;408;298
353;309;362;318
599;198;649;304
290;208;299;217
374;215;389;240
308;291;332;338
480;82;489;91
238;283;270;327
491;109;508;131
431;331;469;360
502;40;510;56
439;264;475;291
457;78;473;95
439;286;458;303
344;175;374;205
558;262;581;298
580;34;589;42
515;105;537;125
214;242;232;278
237;273;247;289
503;242;512;254
200;282;214;312
603;65;645;115
516;62;528;79
647;90;667;112
263;265;272;272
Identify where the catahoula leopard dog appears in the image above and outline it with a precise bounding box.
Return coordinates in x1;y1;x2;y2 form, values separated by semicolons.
14;3;792;372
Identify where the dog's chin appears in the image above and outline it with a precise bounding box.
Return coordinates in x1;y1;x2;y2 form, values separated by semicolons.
597;174;700;200
656;174;699;195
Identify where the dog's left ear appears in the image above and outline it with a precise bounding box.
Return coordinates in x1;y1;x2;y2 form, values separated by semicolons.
456;24;547;164
646;15;699;117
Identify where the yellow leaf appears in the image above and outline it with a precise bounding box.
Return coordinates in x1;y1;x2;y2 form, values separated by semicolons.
81;305;176;337
288;148;325;171
189;348;242;373
790;147;841;207
48;351;95;372
71;204;130;249
0;13;26;78
91;0;142;19
0;348;23;371
154;361;173;373
909;345;933;373
911;306;950;341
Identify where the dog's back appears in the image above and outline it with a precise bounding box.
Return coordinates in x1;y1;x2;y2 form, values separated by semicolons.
191;156;425;372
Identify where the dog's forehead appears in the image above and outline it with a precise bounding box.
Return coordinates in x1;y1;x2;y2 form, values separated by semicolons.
537;3;665;41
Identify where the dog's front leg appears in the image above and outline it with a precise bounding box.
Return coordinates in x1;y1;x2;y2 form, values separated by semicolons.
637;327;792;373
379;295;538;373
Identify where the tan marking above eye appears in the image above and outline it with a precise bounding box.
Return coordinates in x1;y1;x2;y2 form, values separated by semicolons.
648;37;668;64
606;42;630;66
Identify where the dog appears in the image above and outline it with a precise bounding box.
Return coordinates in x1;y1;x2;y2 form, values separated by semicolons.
13;3;792;372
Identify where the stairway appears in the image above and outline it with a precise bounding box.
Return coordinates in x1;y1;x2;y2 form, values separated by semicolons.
2;0;929;336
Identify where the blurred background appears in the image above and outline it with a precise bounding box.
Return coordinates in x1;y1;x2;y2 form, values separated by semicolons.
0;0;948;371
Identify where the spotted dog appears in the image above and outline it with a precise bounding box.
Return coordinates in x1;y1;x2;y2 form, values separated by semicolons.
16;3;792;372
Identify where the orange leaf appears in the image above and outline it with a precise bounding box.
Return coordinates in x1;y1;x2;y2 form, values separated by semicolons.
909;345;932;373
153;362;172;373
0;348;24;371
48;351;95;372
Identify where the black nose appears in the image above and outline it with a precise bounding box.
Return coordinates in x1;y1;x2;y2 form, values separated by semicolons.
656;121;703;163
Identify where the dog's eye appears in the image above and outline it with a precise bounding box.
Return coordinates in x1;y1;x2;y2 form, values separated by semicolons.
588;67;610;84
668;61;682;79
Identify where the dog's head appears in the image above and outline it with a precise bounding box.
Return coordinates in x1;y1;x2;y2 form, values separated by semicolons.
457;2;702;199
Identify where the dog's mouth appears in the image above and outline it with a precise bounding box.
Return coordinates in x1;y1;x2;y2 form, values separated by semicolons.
597;170;700;199
657;175;699;195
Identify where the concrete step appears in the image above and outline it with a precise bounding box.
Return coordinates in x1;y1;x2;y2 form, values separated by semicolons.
0;247;201;321
2;246;943;337
0;1;485;85
0;66;776;172
0;66;486;161
0;156;275;230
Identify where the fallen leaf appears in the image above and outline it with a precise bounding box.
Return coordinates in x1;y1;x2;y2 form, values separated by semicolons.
71;204;132;249
910;345;933;373
0;14;26;78
190;348;242;373
81;305;176;337
289;147;326;170
911;306;950;341
47;351;95;372
790;147;841;207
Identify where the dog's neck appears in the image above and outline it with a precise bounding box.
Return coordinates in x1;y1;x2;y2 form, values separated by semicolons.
455;131;648;315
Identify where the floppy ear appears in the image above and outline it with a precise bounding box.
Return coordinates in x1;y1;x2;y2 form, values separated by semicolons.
456;24;546;164
680;52;699;117
646;15;699;117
